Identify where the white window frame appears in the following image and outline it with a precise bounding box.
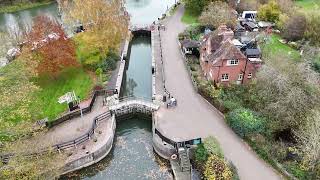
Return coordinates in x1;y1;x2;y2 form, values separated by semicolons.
238;73;243;81
227;59;239;66
221;73;229;81
247;73;252;79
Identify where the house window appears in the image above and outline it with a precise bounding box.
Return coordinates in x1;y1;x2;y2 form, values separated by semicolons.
227;59;239;66
238;73;243;80
221;74;229;81
247;73;252;79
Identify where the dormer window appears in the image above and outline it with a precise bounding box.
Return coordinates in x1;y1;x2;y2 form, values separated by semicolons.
227;59;239;66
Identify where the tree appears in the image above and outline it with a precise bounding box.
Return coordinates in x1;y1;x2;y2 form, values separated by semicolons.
258;0;281;22
253;54;320;131
24;15;78;76
199;1;237;29
184;0;207;15
283;13;307;41
62;0;129;69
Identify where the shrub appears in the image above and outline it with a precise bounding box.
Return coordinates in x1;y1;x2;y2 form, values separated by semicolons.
195;136;224;172
99;50;118;72
226;108;267;138
276;13;289;31
203;136;223;158
305;12;320;45
236;0;260;12
195;143;208;164
283;13;307;41
222;100;243;112
312;57;320;73
204;154;233;180
258;0;281;22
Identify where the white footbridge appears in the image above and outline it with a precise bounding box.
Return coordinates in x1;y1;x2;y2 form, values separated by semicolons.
105;96;160;116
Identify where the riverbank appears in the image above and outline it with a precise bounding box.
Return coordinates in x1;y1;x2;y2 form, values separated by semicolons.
0;0;54;14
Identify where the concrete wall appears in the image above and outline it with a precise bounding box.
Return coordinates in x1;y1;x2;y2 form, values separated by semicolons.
61;115;116;175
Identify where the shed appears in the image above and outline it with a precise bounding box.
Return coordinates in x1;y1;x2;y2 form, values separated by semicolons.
245;48;261;58
181;39;200;55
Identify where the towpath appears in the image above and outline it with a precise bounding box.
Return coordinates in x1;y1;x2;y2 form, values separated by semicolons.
155;5;281;180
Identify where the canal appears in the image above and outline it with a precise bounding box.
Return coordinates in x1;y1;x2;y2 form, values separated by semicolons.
73;0;174;179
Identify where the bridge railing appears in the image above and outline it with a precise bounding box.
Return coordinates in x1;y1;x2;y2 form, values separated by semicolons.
107;96;160;107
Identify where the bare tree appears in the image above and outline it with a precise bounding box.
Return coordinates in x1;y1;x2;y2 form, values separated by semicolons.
254;54;320;131
199;1;237;29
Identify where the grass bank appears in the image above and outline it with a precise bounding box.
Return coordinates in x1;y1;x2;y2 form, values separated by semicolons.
34;67;94;120
181;8;199;25
0;0;54;14
262;34;300;60
295;0;320;11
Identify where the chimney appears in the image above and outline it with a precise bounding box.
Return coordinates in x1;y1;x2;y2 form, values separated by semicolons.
218;25;234;41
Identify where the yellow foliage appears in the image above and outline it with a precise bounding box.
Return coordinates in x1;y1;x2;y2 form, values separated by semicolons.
63;0;129;55
204;154;233;180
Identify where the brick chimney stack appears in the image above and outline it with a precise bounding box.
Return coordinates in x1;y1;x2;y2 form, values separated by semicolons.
218;25;234;41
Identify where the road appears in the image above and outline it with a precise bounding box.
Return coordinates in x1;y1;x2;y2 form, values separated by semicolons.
156;5;281;180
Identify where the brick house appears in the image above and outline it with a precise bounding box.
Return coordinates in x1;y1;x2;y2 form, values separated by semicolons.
200;25;262;85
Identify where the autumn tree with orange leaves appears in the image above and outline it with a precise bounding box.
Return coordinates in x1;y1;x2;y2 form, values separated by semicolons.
24;16;78;76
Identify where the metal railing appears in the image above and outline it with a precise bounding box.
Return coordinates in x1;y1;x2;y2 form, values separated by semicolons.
107;96;159;108
52;111;111;151
1;111;112;164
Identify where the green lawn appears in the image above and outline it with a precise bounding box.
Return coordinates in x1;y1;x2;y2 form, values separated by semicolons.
295;0;320;11
34;67;94;120
262;34;300;61
181;9;199;25
0;0;53;14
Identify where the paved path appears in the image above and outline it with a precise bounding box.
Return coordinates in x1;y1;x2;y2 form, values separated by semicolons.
156;5;281;180
32;96;108;148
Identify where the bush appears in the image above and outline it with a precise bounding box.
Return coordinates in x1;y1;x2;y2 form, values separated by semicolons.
195;143;208;164
283;13;307;41
204;154;233;180
258;0;281;22
305;12;320;45
312;57;320;73
184;0;209;15
195;136;223;171
226;108;267;138
99;50;119;72
236;0;260;12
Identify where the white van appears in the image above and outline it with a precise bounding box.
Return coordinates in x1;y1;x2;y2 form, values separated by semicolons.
241;11;257;21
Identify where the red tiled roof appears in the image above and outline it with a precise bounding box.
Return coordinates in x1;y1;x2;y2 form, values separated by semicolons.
207;40;246;65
